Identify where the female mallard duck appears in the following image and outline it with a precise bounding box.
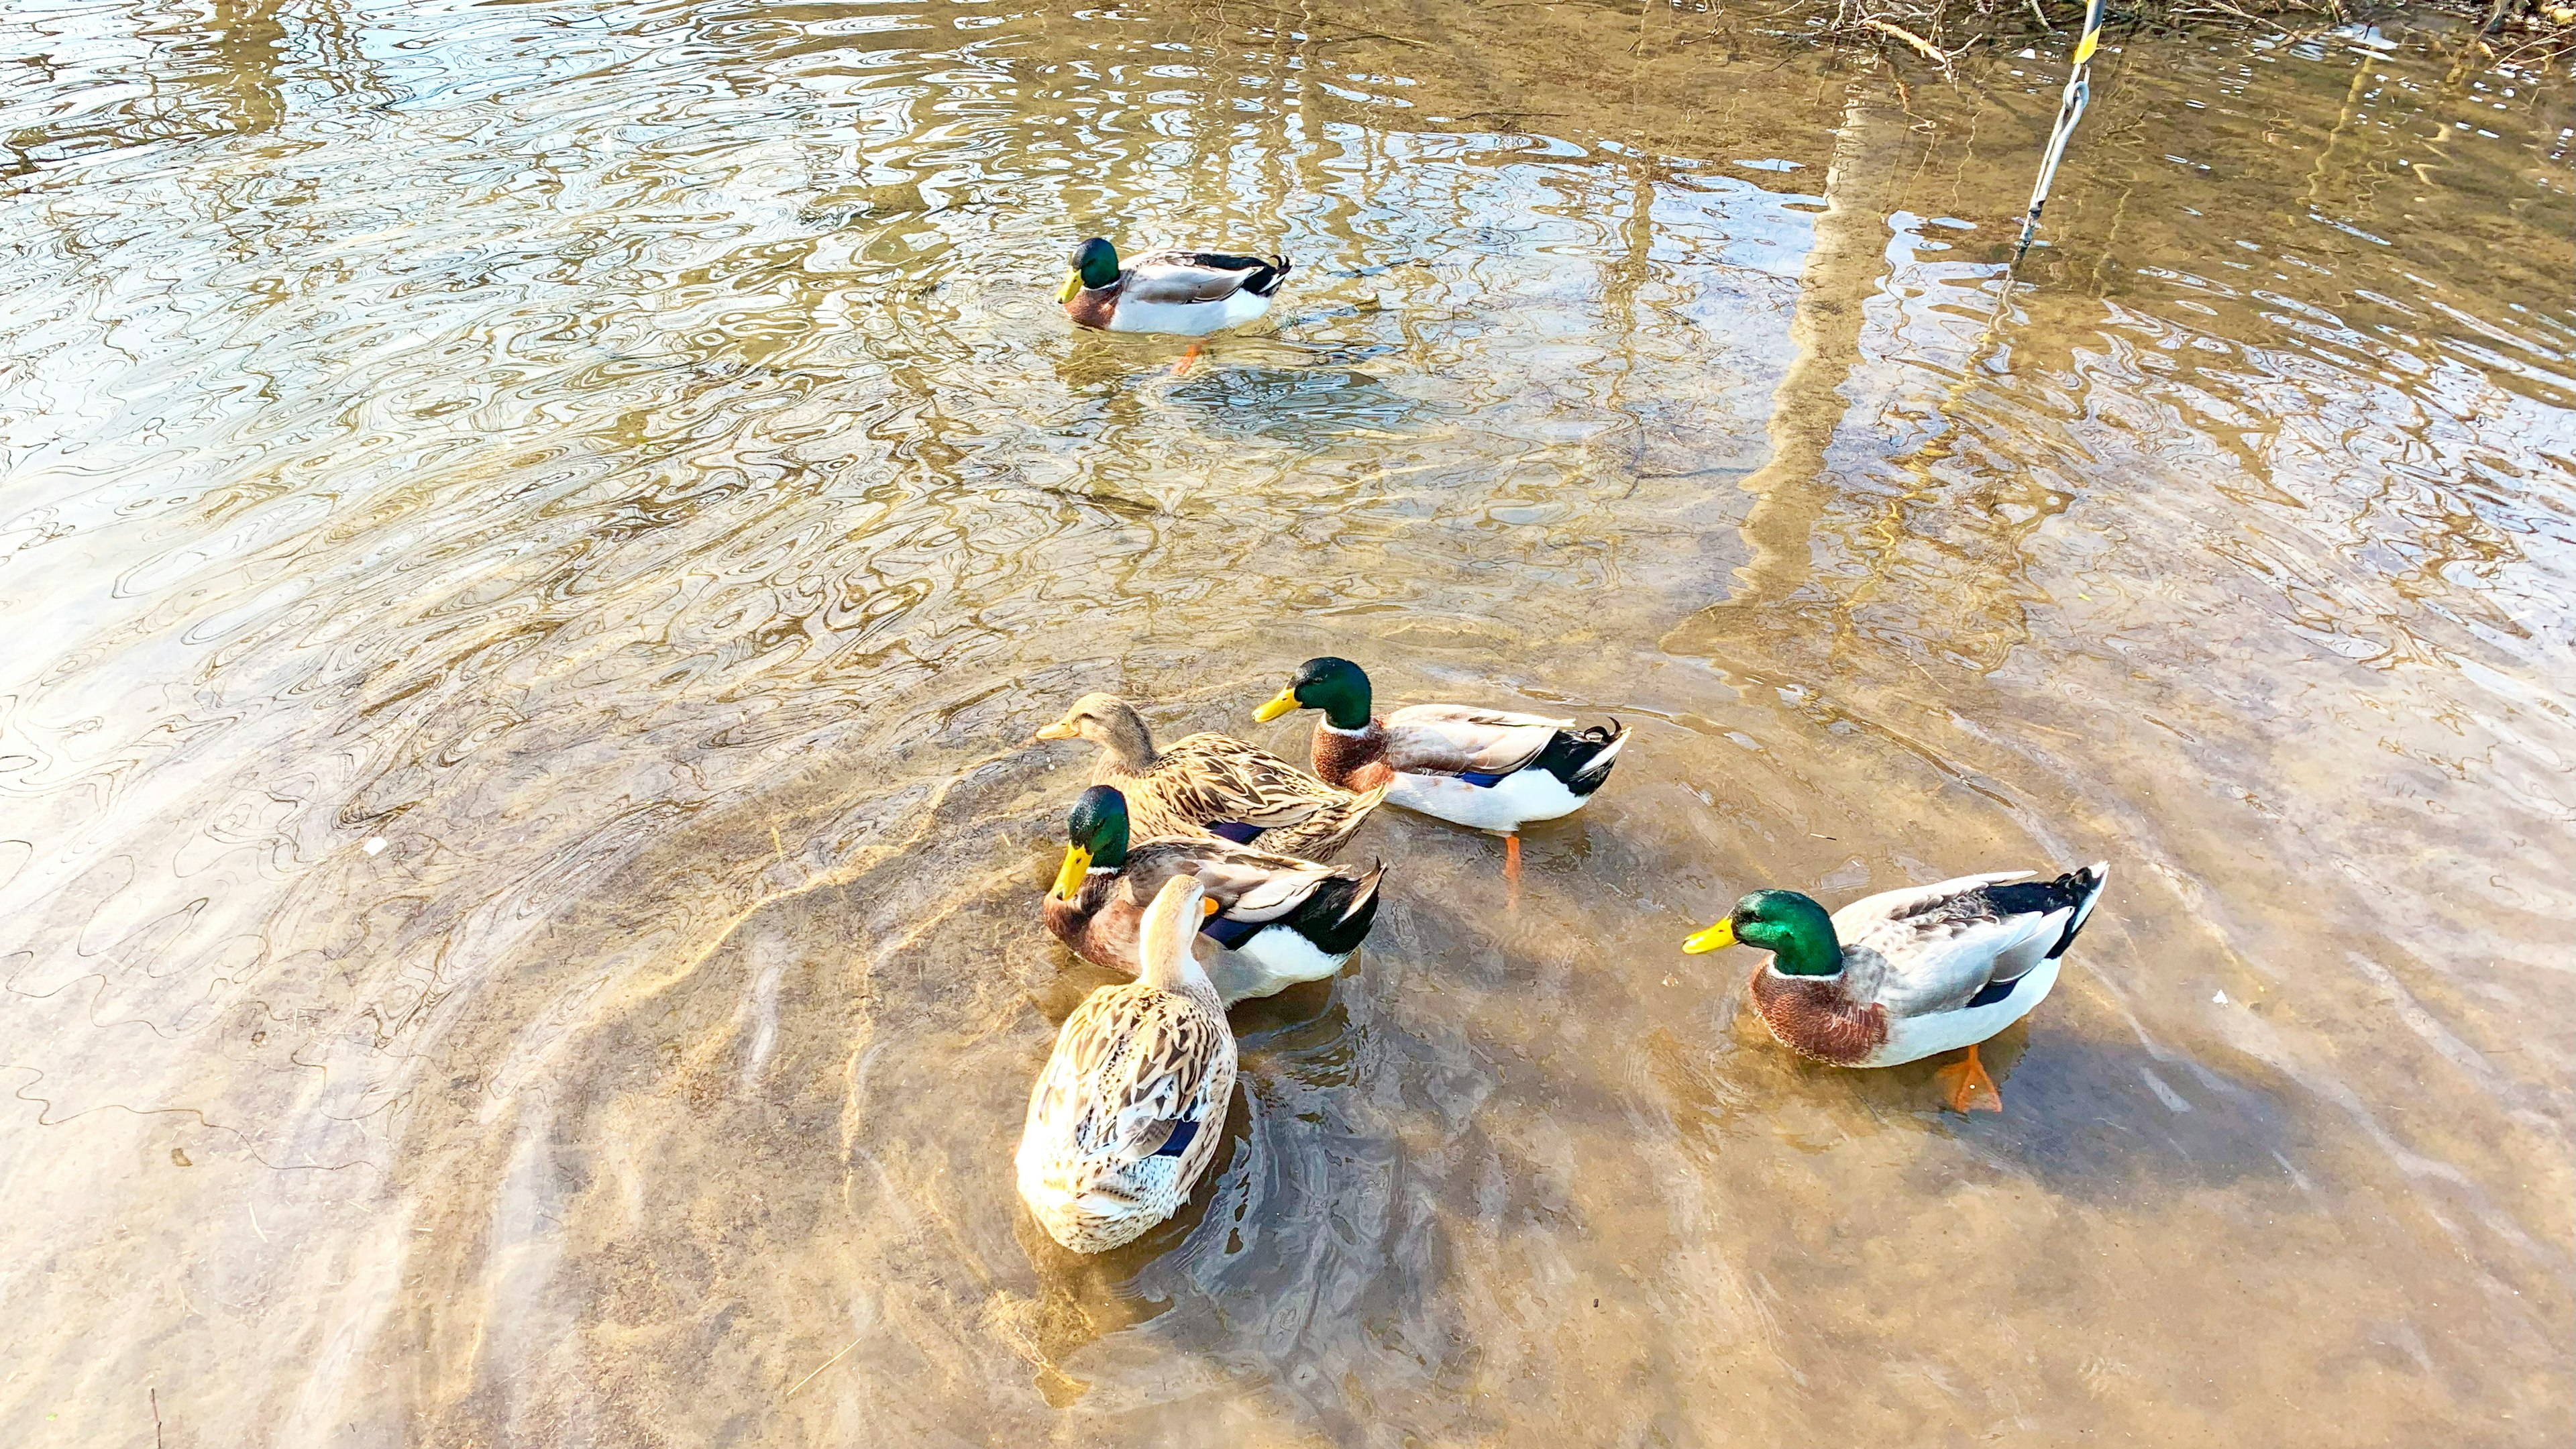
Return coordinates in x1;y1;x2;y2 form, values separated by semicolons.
1036;693;1387;860
1046;786;1385;1004
1682;864;2110;1112
1252;657;1627;879
1017;875;1237;1253
1058;237;1291;336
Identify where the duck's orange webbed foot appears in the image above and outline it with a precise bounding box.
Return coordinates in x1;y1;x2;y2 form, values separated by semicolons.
1173;341;1203;376
1935;1042;2003;1113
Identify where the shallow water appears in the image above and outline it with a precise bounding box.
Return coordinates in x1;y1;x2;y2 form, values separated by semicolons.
2;1;2571;1443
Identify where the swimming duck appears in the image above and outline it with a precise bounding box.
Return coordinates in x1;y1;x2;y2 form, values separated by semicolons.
1682;864;2110;1112
1036;693;1387;860
1017;875;1238;1253
1252;657;1627;879
1046;786;1385;1004
1057;237;1291;337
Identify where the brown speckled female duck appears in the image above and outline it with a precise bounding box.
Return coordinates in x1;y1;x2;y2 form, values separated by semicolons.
1036;692;1385;859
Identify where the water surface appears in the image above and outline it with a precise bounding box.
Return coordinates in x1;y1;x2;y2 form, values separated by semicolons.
2;2;2571;1444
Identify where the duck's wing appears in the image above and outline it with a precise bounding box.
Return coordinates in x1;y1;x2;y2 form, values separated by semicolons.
1127;839;1375;924
1383;704;1627;792
1835;868;2106;1018
1153;732;1355;828
1118;839;1383;961
1028;982;1233;1165
1236;780;1379;860
1118;251;1291;305
1381;702;1572;776
1132;733;1383;859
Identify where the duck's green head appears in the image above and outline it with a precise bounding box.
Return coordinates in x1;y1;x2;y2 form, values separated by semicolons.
1253;656;1373;731
1682;888;1844;975
1052;785;1131;898
1059;237;1118;301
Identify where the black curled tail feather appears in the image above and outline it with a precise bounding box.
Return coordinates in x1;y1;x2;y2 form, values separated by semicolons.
2047;862;2108;958
1531;719;1627;796
1242;254;1292;297
1283;865;1381;955
1984;863;2110;959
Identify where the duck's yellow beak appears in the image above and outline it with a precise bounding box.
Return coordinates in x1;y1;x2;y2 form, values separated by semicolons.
1682;918;1736;955
1049;845;1091;900
1057;269;1082;303
1034;717;1077;741
1252;688;1299;723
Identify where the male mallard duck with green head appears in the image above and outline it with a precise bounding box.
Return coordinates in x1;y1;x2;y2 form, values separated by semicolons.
1058;237;1291;337
1252;657;1627;881
1682;865;2109;1112
1018;875;1237;1253
1036;692;1387;860
1044;786;1385;1004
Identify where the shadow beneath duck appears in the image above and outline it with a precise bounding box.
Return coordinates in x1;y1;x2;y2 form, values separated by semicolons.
1226;977;1347;1052
1695;1010;2306;1202
1004;1081;1262;1397
1938;1030;2306;1200
1051;331;1162;390
1163;365;1421;445
1049;340;1424;440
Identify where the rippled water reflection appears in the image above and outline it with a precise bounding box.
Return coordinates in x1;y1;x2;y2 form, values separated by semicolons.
3;2;2569;1444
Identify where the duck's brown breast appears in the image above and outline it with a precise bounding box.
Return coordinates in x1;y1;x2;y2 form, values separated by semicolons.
1311;722;1391;791
1043;880;1142;974
1065;286;1120;330
1748;970;1888;1065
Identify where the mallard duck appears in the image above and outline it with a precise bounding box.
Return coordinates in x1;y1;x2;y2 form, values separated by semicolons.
1017;875;1238;1253
1035;693;1387;860
1682;864;2110;1112
1252;657;1627;879
1057;237;1291;337
1045;786;1385;1004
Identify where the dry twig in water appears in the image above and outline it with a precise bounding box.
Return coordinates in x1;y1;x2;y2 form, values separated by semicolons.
786;1338;862;1398
1860;15;1955;69
2176;0;2295;34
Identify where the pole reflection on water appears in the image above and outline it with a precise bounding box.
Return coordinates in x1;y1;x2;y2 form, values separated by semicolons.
0;1;2569;1444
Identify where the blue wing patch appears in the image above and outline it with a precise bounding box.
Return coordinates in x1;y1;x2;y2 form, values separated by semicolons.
1964;975;2020;1009
1456;769;1508;788
1208;821;1264;843
1150;1118;1199;1158
1200;913;1260;949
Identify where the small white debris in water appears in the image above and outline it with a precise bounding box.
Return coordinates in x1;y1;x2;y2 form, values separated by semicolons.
2018;47;2038;58
1662;975;1680;987
2213;989;2229;1004
362;837;387;856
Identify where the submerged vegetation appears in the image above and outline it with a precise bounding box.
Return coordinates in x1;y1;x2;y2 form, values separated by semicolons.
1718;0;2575;70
